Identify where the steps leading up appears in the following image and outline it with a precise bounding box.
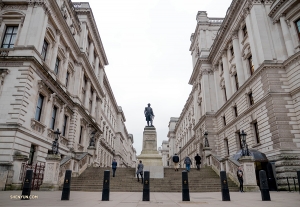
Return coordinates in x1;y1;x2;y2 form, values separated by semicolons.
65;167;239;192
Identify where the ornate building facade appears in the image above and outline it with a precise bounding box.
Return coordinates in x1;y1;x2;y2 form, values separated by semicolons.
0;0;136;190
168;0;300;189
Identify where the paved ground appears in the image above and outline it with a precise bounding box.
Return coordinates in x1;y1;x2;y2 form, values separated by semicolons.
0;191;299;207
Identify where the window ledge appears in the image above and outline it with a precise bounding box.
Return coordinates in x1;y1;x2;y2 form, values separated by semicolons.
60;135;68;146
47;128;55;140
252;143;261;148
31;118;46;134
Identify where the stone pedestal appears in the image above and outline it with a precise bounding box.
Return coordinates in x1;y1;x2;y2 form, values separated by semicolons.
137;126;163;178
203;147;212;166
238;156;259;192
87;146;96;166
40;154;61;191
10;155;29;190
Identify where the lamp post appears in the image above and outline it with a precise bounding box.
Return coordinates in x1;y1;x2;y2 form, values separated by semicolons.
179;146;182;168
52;128;61;154
204;131;209;148
241;130;249;156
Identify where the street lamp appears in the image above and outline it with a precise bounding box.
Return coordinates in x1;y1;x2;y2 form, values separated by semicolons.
179;146;182;168
52;128;61;154
204;131;209;147
241;130;250;156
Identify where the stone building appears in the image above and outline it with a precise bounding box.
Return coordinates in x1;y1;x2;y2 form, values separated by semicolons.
158;140;169;167
0;0;136;190
168;0;300;190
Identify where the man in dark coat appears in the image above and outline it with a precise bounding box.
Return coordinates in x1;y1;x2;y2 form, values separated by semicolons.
136;160;144;183
144;103;154;126
112;159;117;177
172;153;179;171
194;153;201;170
237;166;244;192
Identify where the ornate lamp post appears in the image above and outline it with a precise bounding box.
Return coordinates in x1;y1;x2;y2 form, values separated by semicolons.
52;128;61;154
204;131;209;148
241;130;250;156
179;146;182;168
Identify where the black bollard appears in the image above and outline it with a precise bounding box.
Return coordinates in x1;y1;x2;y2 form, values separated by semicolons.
220;171;230;201
297;171;300;193
102;170;110;201
21;170;33;200
182;171;190;201
293;177;297;192
142;171;150;201
287;177;291;192
259;170;271;201
61;170;72;200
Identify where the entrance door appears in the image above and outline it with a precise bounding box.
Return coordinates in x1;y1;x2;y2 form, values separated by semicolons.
255;161;277;191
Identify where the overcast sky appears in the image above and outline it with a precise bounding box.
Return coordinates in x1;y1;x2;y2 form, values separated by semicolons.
72;0;232;155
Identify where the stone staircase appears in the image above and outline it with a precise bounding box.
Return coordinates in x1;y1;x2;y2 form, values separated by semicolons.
65;167;239;192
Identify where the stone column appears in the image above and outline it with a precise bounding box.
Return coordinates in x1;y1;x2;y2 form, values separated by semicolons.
279;14;294;57
203;147;212;166
40;154;61;191
84;80;91;110
99;67;104;87
238;156;259;192
50;31;61;71
62;47;70;85
73;63;82;101
94;57;99;77
202;70;212;112
213;65;221;109
232;31;245;86
79;22;87;52
221;51;232;99
88;42;95;64
91;92;97;118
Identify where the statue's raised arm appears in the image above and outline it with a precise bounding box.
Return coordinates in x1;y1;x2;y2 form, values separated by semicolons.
144;103;154;127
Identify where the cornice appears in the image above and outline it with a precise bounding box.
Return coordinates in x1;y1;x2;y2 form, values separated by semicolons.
103;73;122;116
188;57;210;85
269;0;289;18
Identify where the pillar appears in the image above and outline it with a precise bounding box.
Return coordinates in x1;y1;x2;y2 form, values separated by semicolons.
91;92;97;118
88;42;95;64
50;31;61;72
213;65;222;109
238;156;259;192
95;57;99;77
40;154;61;191
232;31;245;85
221;51;232;99
279;14;294;57
84;80;91;110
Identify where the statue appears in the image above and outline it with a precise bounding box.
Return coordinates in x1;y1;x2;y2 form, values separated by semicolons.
144;103;154;127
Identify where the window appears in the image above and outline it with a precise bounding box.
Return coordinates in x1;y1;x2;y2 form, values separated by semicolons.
62;115;68;136
54;58;60;75
224;87;227;101
224;138;229;156
230;46;234;57
234;73;239;90
295;18;300;40
242;25;248;37
65;71;70;88
233;105;238;117
1;26;18;48
222;116;226;126
41;40;48;61
50;106;58;130
248;92;254;106
35;94;44;121
221;63;224;72
79;126;83;144
28;145;36;165
253;121;260;144
248;55;254;75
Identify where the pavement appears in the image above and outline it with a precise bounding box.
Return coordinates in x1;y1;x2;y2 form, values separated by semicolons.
0;191;299;207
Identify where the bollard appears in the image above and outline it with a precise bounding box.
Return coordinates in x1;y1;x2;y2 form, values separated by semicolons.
182;171;190;201
21;170;33;200
293;177;297;192
102;170;110;201
297;171;300;193
61;170;72;200
142;171;150;201
220;171;230;201
259;170;271;201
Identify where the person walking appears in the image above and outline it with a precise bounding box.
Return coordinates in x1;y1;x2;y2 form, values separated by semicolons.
172;153;179;171
136;160;144;183
184;156;192;172
237;166;244;192
112;159;117;177
194;153;201;170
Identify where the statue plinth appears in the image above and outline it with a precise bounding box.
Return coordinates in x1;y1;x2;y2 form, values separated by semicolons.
137;126;163;178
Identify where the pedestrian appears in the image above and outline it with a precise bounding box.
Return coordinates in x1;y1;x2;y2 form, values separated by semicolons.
172;153;179;171
112;159;117;177
136;160;144;183
184;156;192;172
237;166;244;192
194;153;201;170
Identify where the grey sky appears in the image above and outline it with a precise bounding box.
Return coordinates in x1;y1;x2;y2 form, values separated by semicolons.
72;0;232;155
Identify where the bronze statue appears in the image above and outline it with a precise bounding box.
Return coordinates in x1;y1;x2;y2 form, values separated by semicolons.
144;103;154;127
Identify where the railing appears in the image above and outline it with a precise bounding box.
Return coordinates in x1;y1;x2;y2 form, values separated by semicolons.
19;162;45;190
209;154;221;176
